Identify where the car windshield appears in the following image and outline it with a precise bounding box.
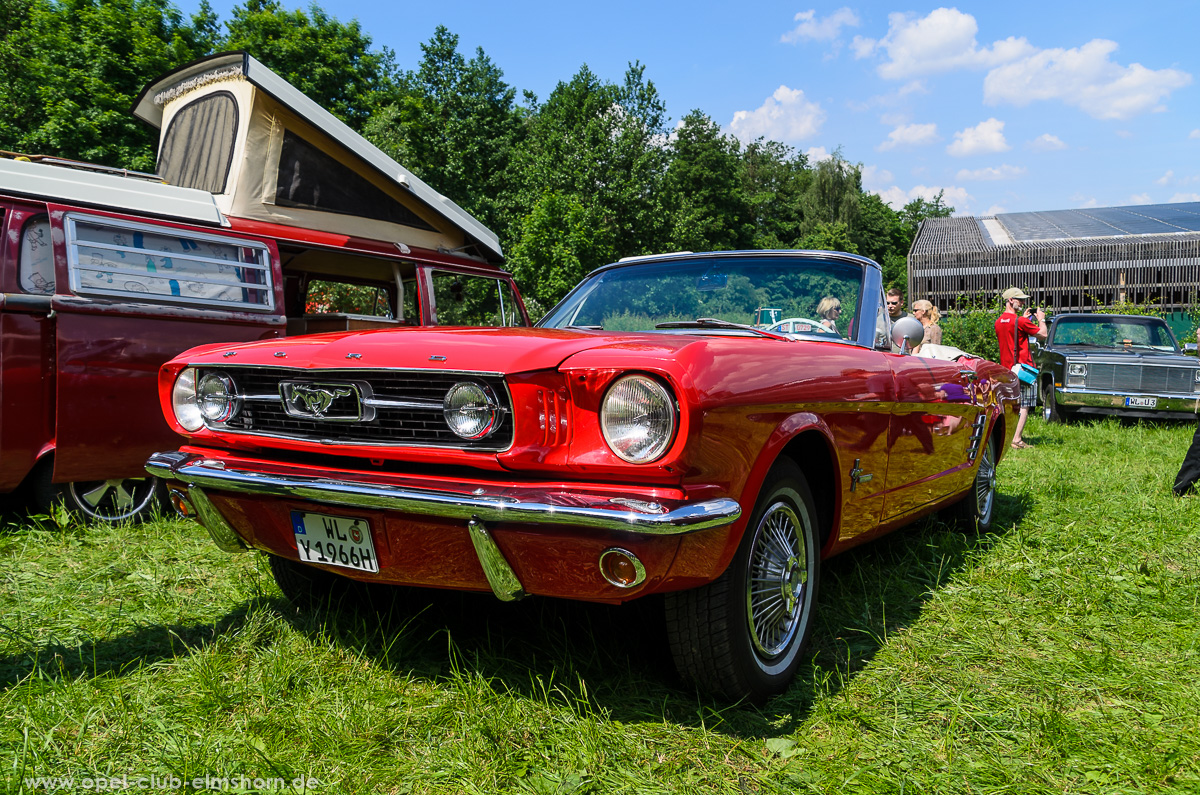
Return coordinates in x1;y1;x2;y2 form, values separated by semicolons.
1051;316;1180;352
538;256;865;338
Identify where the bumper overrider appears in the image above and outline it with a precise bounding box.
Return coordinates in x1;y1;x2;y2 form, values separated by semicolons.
146;451;743;602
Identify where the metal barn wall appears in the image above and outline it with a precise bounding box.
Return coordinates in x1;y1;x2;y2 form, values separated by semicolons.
908;217;1200;314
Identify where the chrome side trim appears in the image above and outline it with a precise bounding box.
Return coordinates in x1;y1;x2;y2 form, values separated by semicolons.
147;451;742;535
188;485;249;553
467;518;525;601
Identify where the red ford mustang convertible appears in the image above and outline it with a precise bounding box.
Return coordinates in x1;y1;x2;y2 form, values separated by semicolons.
148;250;1017;701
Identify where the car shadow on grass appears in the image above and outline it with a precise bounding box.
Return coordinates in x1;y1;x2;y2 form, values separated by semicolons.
263;491;1031;741
0;600;269;690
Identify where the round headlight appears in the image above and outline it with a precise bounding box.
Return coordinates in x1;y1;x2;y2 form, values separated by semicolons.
443;382;500;440
600;375;676;463
171;367;203;432
197;371;240;423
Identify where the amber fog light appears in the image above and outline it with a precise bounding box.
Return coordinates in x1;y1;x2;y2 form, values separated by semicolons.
171;367;204;431
599;548;647;588
168;487;194;518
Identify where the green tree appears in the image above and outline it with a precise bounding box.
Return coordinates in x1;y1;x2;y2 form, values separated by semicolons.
222;0;399;132
741;138;809;249
0;0;217;169
364;26;522;233
802;152;861;237
664;110;750;252
508;63;671;305
801;221;858;254
508;190;601;313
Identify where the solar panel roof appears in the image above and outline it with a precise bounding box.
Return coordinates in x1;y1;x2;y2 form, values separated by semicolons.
996;201;1200;242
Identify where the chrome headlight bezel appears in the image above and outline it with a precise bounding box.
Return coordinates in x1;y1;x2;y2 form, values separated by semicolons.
197;370;241;424
171;367;204;432
600;374;677;464
443;381;501;440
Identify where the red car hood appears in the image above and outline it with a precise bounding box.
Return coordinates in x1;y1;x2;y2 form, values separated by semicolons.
176;326;706;374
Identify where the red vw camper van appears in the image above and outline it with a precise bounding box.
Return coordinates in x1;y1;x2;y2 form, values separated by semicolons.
0;52;525;523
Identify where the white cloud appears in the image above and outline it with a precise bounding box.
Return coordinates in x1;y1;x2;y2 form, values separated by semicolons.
782;8;860;44
1155;170;1174;186
729;86;825;143
805;146;833;162
947;118;1010;157
851;35;876;59
1071;193;1099;208
1190;129;1200;139
872;183;971;213
984;204;1007;216
870;8;1034;80
877;122;940;151
1115;129;1134;139
860;164;894;191
1128;193;1153;204
955;164;1027;181
983;39;1192;120
1029;133;1067;151
1170;192;1200;202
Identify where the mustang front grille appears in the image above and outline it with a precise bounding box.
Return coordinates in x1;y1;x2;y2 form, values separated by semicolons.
200;367;513;450
1084;364;1194;394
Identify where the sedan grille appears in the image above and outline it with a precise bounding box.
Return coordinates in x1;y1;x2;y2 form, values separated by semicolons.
203;367;512;450
1085;364;1195;394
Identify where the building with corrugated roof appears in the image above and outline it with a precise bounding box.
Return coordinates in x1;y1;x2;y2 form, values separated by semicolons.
908;202;1200;331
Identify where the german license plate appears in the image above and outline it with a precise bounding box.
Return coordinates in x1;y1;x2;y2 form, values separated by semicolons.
290;511;378;572
1125;396;1157;408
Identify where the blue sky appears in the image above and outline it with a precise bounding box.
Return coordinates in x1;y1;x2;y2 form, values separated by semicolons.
182;1;1199;217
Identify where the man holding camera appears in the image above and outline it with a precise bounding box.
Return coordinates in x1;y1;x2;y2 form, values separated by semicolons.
995;287;1048;449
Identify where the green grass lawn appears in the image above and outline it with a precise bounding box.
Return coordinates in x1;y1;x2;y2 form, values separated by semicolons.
3;416;1199;794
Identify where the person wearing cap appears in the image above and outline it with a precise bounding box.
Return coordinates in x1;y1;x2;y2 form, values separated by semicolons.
995;287;1047;449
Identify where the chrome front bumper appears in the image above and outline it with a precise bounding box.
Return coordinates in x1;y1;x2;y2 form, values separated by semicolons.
1055;388;1200;415
146;451;742;534
147;450;743;602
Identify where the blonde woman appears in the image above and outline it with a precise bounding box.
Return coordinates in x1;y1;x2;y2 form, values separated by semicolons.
912;299;942;353
816;296;842;333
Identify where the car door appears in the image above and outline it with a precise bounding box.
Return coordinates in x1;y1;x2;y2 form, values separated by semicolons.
881;353;985;521
0;201;57;492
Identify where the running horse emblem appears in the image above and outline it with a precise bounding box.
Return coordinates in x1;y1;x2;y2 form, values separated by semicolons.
286;384;355;418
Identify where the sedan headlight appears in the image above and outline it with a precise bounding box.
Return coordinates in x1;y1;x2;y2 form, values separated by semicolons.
197;371;241;423
171;367;204;432
444;381;501;439
600;375;677;463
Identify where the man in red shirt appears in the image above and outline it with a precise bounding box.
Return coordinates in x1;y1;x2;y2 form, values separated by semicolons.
995;287;1047;448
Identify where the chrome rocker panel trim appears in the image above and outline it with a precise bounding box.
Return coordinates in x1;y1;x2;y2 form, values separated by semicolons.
146;451;743;535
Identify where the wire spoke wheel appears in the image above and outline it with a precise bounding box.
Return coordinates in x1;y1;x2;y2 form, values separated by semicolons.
665;459;820;702
746;502;807;659
973;440;997;525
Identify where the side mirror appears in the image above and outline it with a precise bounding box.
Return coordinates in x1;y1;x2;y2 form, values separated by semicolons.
891;316;924;354
1185;342;1198;356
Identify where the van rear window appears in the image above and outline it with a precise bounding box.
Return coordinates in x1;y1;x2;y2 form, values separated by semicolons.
65;214;273;311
